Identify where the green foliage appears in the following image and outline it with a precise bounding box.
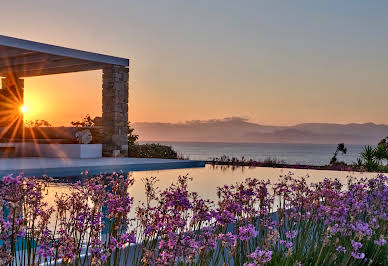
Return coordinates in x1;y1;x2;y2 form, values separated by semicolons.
374;144;387;164
69;117;176;159
360;145;379;172
127;123;177;159
128;143;178;159
127;122;139;145
355;136;388;172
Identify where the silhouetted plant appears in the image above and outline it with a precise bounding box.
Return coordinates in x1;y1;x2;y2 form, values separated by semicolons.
330;143;347;165
378;136;388;148
71;114;95;128
374;144;387;165
375;136;388;165
24;119;52;127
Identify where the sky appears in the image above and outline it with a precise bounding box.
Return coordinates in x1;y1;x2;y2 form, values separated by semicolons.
1;0;387;126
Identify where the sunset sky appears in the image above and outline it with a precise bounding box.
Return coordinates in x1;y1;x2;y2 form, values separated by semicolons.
1;1;388;126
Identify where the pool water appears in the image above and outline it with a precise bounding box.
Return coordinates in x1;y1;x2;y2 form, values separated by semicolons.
45;164;378;209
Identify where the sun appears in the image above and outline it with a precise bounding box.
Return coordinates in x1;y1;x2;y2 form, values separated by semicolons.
20;105;28;113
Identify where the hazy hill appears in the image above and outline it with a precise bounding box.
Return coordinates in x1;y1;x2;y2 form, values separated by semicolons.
133;117;388;145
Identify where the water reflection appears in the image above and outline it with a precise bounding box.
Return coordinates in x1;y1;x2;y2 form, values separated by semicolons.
23;164;375;239
45;165;378;209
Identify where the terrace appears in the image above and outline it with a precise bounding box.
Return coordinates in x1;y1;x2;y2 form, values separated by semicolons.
0;35;204;176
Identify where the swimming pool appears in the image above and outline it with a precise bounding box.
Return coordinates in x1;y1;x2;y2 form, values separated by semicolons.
45;164;378;208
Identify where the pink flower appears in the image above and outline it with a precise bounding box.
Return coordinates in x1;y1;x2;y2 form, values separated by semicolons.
246;248;272;265
239;224;257;241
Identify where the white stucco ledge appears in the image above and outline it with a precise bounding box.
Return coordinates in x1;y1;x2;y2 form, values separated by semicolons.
0;157;206;178
0;143;103;159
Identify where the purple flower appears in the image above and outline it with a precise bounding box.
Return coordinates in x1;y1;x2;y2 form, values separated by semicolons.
158;240;165;250
351;222;372;236
189;239;200;249
3;221;12;230
336;246;346;253
279;240;293;249
374;238;386;246
37;244;53;259
167;238;175;250
239;224;257;241
119;232;136;244
218;232;237;247
351;252;365;260
18;229;26;238
109;237;118;250
285;230;297;239
213;209;235;225
246;248;272;265
101;253;108;262
351;240;362;251
285;241;293;249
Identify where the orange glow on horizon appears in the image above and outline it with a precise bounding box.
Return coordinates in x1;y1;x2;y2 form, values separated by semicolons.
23;71;102;126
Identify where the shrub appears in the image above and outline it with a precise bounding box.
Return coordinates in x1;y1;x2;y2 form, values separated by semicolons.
128;143;178;159
357;145;382;172
126;123;179;159
127;122;139;145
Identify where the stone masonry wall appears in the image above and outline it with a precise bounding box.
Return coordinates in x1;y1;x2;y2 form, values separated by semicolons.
102;65;129;157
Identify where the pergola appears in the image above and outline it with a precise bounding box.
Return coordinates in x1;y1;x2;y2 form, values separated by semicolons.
0;35;130;157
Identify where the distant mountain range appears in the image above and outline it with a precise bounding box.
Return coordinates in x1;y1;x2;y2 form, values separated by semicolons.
132;117;388;145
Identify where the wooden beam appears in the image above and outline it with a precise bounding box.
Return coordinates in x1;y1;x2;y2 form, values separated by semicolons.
0;53;66;68
2;62;106;77
0;57;93;74
0;47;35;59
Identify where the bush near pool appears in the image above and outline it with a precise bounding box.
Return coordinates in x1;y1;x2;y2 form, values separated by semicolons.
128;143;178;159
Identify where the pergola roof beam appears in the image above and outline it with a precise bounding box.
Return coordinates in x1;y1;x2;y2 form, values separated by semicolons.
0;54;66;68
0;57;107;77
8;62;107;77
0;35;129;67
0;47;36;59
0;58;91;73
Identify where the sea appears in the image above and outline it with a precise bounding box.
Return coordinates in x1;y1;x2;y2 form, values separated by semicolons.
140;141;366;166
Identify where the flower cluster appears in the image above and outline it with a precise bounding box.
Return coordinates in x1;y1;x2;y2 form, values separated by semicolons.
0;172;136;265
245;248;272;265
0;171;387;265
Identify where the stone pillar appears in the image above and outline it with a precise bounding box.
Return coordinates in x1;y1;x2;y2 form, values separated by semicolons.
102;65;129;157
0;76;24;131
